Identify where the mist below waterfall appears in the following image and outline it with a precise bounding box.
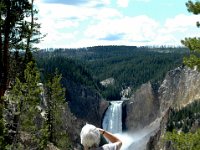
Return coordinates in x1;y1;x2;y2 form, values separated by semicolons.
102;100;160;150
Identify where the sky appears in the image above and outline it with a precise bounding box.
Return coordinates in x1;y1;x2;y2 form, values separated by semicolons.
35;0;200;48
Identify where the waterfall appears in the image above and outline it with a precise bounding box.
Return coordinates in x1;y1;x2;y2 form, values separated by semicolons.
102;100;161;150
102;101;123;134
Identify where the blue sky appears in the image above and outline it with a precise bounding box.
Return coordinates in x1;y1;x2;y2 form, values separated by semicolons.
35;0;200;48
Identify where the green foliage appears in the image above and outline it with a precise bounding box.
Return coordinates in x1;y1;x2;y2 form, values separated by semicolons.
37;56;97;89
181;0;200;71
0;0;43;104
1;1;47;149
165;2;200;148
45;70;72;149
9;62;48;149
166;100;200;133
0;103;8;150
36;46;187;100
2;62;72;149
101;85;121;100
186;0;200;15
164;129;200;150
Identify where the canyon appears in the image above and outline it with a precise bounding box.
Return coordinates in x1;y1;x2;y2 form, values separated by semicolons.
65;66;200;149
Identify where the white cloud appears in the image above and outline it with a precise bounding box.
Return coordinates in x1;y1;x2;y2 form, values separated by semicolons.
35;0;200;48
117;0;129;7
36;0;121;48
153;14;200;46
101;0;111;5
81;14;200;48
164;14;199;34
134;0;150;2
41;0;111;7
164;14;199;29
84;15;159;43
37;2;121;22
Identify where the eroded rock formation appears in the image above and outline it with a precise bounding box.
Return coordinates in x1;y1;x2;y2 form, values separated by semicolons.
124;66;200;132
124;82;159;130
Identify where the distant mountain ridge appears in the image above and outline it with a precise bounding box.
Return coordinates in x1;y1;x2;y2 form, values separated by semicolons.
36;45;189;100
39;45;188;58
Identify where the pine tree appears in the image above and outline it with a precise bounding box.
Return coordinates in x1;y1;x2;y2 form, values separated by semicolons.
164;129;200;150
45;70;72;149
0;1;43;148
0;0;43;102
181;0;200;71
8;62;48;149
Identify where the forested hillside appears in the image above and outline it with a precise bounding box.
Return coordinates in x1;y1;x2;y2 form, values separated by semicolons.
37;56;97;90
167;100;200;133
163;100;200;150
35;46;188;100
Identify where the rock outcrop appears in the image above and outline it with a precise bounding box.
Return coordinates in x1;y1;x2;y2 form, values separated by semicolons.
146;66;200;150
146;108;171;150
159;66;200;114
124;66;200;132
124;82;159;130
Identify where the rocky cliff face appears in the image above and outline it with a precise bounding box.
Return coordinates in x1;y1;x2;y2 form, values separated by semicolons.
146;108;171;150
159;66;200;114
146;67;200;150
63;79;109;127
62;66;200;148
124;66;200;131
124;82;159;130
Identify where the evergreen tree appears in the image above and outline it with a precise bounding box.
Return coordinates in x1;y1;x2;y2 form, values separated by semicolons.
164;129;200;150
181;0;200;70
0;0;43;102
45;70;72;149
0;1;43;148
0;103;8;149
8;62;48;149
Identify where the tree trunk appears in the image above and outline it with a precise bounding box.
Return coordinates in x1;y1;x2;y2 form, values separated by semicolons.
0;0;11;103
25;0;34;63
0;7;3;102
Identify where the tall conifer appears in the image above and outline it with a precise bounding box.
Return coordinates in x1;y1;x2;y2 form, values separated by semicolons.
181;0;200;70
9;62;48;149
45;71;72;149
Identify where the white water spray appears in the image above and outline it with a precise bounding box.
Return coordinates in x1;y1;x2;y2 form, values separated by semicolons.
102;101;123;134
102;100;160;150
102;101;134;149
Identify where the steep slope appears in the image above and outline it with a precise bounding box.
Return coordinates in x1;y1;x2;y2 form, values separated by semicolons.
63;78;108;126
159;66;200;114
124;82;159;130
37;56;109;126
124;66;200;131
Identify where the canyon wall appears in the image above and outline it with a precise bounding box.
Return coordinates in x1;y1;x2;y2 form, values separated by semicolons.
124;66;200;131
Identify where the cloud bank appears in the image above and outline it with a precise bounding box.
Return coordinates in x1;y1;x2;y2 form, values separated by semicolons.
36;0;199;48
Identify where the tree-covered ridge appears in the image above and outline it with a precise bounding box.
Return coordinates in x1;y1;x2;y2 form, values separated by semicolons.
86;48;186;86
167;100;200;133
40;46;188;60
37;56;98;90
164;101;200;150
36;46;188;100
164;129;200;150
